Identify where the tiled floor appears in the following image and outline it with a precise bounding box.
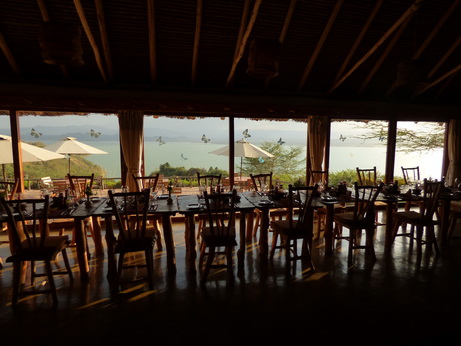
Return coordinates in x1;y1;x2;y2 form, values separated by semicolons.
1;212;461;345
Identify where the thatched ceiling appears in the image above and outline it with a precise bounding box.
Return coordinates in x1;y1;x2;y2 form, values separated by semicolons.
0;0;460;120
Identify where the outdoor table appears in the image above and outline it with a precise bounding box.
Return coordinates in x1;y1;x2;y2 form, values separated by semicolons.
177;192;255;274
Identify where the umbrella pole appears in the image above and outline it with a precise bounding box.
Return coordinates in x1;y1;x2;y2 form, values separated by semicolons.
2;164;6;181
240;157;243;179
68;155;71;175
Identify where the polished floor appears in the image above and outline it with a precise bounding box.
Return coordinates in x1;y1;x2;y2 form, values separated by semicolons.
1;212;461;345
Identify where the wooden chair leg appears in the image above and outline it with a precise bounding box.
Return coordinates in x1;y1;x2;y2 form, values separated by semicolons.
45;260;58;306
201;247;215;283
116;253;125;289
347;229;355;266
12;261;22;307
61;249;74;281
30;260;36;285
269;232;278;260
145;250;154;290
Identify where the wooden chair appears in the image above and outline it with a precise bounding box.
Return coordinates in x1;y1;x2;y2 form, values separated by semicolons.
67;173;94;198
356;166;387;224
132;173;163;250
0;195;73;306
401;166;420;185
0;179;20;268
270;184;318;273
391;178;443;260
334;182;384;266
250;172;287;239
199;189;237;284
196;173;222;237
108;188;156;290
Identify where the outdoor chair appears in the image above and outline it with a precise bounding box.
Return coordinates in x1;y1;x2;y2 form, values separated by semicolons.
391;178;443;261
0;195;73;306
109;188;156;290
199;189;237;284
132;173;163;250
250;172;288;239
334;182;384;266
270;184;318;274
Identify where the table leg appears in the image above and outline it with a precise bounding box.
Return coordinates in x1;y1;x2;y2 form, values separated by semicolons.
74;218;89;282
91;215;104;256
259;209;269;261
324;204;334;256
245;211;254;241
440;199;451;246
238;211;247;269
384;202;395;251
104;215;117;293
162;214;176;274
185;214;196;273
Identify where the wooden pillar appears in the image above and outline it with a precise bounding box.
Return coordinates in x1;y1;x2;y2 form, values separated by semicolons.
325;117;331;185
9;110;24;192
119;137;127;188
442;121;450;179
229;116;235;187
385;120;397;184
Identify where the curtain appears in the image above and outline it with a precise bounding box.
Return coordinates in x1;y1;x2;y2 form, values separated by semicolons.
307;115;328;178
446;119;461;187
118;110;144;192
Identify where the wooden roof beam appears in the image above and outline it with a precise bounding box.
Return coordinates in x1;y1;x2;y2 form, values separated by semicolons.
233;0;251;62
36;0;69;78
191;0;203;86
264;0;298;89
387;0;461;95
0;32;21;76
225;0;262;88
297;0;344;90
413;63;461;97
428;34;461;79
147;0;157;85
329;0;423;94
73;0;108;83
330;0;383;90
95;0;113;81
359;12;414;94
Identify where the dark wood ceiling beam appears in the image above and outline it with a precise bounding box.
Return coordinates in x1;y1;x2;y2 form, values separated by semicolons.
95;0;113;81
264;0;297;89
429;34;461;79
329;0;423;94
73;0;108;83
147;0;157;85
297;0;344;90
413;63;461;97
359;12;414;94
331;0;383;90
225;0;262;88
387;0;460;96
233;0;250;62
0;32;21;76
36;0;69;78
191;0;203;86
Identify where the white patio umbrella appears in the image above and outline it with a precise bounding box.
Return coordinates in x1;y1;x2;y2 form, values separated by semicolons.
209;139;274;177
44;136;107;174
0;134;66;180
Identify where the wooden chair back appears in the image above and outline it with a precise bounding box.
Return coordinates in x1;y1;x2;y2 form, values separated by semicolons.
202;189;237;237
132;173;159;193
0;196;50;254
308;169;328;188
250;172;273;191
356;167;378;185
352;182;384;224
287;184;318;234
108;189;151;244
197;173;222;194
67;173;94;198
0;178;19;200
419;178;444;222
401;166;420;185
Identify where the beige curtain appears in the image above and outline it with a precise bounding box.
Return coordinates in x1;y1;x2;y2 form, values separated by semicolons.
307;115;328;174
118;110;144;192
446;119;461;186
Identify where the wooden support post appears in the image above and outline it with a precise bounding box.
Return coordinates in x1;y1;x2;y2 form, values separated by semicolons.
9;110;24;193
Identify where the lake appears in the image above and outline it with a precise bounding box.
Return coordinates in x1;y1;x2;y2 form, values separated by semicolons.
78;140;443;180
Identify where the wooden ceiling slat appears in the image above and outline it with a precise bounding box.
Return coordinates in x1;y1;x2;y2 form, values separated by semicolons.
297;0;344;90
225;0;262;88
73;0;108;83
0;32;21;76
191;0;203;86
95;0;113;81
414;63;461;97
428;34;461;79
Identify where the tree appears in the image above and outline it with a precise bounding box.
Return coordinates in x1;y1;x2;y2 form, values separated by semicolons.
241;141;305;182
351;121;445;153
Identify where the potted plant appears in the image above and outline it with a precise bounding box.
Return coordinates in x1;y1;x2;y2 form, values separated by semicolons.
85;184;93;207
